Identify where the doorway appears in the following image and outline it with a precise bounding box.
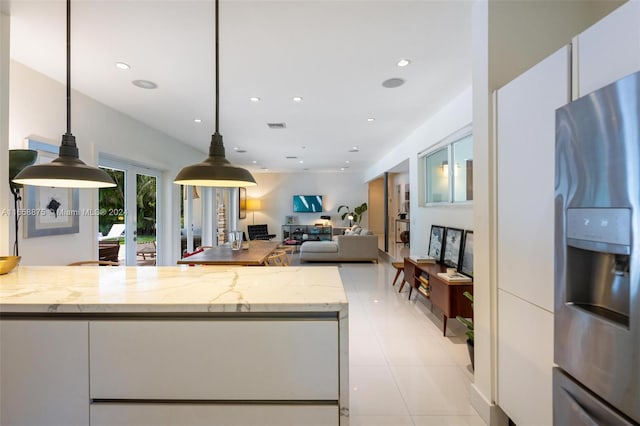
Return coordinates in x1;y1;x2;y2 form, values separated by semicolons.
99;158;161;266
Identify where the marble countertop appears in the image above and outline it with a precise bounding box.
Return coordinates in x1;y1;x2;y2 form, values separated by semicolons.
0;266;348;314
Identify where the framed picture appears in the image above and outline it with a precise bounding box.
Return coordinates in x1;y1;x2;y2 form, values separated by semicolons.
285;215;297;225
442;227;464;269
24;139;79;238
238;187;247;219
427;225;445;262
460;230;474;277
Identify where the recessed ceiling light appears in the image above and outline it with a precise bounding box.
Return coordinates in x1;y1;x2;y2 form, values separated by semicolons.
252;160;257;164
349;146;359;152
367;117;375;122
299;160;304;164
233;147;239;151
292;96;303;103
132;79;158;89
345;160;350;164
382;78;405;88
249;97;261;102
115;62;130;70
193;118;202;123
340;167;345;171
396;59;411;67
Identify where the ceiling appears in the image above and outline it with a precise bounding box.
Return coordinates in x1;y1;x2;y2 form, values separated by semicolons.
3;0;472;174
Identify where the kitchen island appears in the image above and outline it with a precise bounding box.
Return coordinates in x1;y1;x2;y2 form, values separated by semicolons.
0;266;349;426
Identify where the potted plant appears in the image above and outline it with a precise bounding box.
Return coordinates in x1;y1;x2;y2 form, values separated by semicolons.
337;203;368;226
456;291;474;370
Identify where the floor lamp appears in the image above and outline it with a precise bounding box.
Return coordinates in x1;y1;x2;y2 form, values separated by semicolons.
246;199;261;225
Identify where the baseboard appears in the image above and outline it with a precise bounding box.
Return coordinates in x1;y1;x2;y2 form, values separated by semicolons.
470;384;510;426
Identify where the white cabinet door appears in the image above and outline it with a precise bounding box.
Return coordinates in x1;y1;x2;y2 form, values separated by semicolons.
0;320;89;426
91;404;338;426
498;290;554;426
496;45;570;312
90;320;339;400
577;1;640;95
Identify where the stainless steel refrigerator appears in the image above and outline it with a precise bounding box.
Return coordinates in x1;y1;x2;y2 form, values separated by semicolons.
554;70;640;425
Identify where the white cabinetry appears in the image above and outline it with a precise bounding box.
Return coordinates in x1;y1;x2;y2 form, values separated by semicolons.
90;320;338;400
496;46;570;313
0;321;89;426
496;46;570;425
495;2;640;423
577;1;640;96
1;317;344;426
91;404;338;426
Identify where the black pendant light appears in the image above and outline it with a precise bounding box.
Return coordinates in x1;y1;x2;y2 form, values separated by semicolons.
12;0;116;189
174;0;256;188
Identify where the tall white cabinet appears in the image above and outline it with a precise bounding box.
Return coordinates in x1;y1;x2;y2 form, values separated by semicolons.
495;1;640;424
576;1;640;97
496;46;570;426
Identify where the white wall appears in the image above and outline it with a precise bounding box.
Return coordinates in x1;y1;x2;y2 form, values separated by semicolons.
239;172;368;240
8;61;204;265
1;14;10;255
365;87;474;257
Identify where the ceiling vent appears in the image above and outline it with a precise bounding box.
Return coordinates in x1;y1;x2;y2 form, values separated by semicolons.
235;149;247;153
267;122;287;129
285;156;298;159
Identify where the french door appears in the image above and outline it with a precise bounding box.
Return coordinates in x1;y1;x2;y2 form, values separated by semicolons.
99;158;162;266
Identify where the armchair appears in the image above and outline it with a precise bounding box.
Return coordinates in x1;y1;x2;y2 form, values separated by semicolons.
247;224;276;241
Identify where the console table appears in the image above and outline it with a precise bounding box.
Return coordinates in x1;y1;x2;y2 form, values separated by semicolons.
282;225;332;243
404;257;473;336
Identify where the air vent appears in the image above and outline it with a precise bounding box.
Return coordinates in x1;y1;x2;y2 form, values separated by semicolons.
235;149;247;153
285;156;298;160
267;122;287;129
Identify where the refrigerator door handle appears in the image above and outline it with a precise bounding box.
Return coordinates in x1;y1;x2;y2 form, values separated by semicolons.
562;387;600;426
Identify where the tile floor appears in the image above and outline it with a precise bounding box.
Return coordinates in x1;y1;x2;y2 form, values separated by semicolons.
337;259;484;426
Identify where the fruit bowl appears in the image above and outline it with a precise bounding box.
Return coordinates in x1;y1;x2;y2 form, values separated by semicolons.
0;256;21;274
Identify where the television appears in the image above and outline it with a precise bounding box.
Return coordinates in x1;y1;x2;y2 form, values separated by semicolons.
293;195;323;213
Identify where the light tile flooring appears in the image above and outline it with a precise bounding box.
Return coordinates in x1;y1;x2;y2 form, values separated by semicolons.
338;259;484;426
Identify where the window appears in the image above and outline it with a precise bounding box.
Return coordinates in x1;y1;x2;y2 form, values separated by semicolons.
426;147;449;203
422;130;473;205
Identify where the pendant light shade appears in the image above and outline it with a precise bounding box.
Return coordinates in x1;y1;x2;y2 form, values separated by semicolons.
174;133;256;187
174;0;256;188
12;0;115;189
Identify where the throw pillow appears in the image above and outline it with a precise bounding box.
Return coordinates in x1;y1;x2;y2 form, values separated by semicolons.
360;228;372;235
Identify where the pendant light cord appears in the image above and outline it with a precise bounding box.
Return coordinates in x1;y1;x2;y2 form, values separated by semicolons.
66;0;71;135
215;0;219;134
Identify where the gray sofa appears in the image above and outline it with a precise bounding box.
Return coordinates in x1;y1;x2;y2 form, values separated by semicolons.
299;234;379;263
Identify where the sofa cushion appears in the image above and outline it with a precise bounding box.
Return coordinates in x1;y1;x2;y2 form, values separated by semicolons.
300;241;339;253
359;228;373;235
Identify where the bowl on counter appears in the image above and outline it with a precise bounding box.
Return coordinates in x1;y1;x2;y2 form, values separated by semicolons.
0;256;21;274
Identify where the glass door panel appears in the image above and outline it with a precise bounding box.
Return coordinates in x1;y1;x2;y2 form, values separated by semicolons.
99;159;160;266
